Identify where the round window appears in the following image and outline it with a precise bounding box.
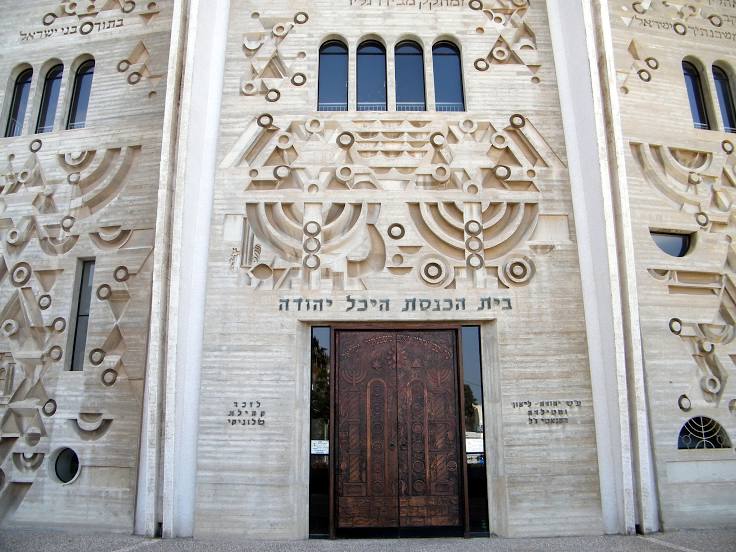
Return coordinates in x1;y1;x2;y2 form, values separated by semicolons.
55;448;80;484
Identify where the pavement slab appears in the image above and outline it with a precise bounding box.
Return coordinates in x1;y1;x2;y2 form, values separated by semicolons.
0;529;734;552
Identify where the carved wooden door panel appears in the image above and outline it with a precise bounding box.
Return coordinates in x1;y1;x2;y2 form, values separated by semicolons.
336;331;399;528
396;331;461;527
335;329;462;531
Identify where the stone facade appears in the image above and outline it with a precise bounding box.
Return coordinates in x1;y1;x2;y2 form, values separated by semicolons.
0;0;173;532
606;0;736;530
0;0;733;541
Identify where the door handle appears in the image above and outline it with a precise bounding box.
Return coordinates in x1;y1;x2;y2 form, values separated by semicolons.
389;442;396;450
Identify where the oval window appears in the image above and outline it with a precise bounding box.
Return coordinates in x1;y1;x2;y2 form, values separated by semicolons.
55;448;80;483
650;231;691;257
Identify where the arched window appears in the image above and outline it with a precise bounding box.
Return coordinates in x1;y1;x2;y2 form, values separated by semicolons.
4;68;33;138
357;41;387;111
67;60;95;130
433;42;465;112
395;41;426;112
650;231;692;257
713;65;736;133
683;61;710;130
318;41;348;112
678;416;732;449
36;64;63;134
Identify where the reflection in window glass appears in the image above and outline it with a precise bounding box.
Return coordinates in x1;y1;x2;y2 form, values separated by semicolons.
357;41;387;111
462;326;489;535
67;60;95;130
713;66;736;133
683;61;710;130
318;41;348;112
433;42;465;112
55;448;80;483
4;69;33;138
651;232;691;257
36;65;63;134
70;260;95;371
395;41;426;112
309;327;330;537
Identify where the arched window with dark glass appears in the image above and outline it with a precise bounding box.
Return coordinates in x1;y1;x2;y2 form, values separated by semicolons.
67;60;95;130
683;61;710;130
713;65;736;133
318;41;348;112
357;41;387;111
433;42;465;112
4;68;33;137
36;64;63;134
395;41;426;112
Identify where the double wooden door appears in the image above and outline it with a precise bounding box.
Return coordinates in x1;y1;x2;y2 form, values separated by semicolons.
334;330;464;531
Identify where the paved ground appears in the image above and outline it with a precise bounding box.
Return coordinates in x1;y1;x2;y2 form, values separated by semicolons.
0;529;734;552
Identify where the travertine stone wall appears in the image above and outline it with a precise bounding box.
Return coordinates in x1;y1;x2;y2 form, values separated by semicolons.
0;0;172;531
196;0;603;538
607;0;736;529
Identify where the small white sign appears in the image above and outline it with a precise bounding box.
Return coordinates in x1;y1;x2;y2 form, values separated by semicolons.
465;438;484;453
311;440;329;455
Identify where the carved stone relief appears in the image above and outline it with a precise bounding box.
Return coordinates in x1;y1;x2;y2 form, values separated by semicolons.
223;113;568;292
0;139;154;523
42;0;160;27
470;0;540;78
240;11;310;103
635;140;736;408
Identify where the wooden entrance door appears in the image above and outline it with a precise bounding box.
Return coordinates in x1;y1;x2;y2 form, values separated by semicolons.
334;330;462;531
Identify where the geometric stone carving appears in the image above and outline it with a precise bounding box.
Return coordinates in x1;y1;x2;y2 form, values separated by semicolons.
240;11;310;102
41;0;161;26
117;41;166;95
470;0;540;78
225;113;567;291
0;139;153;525
638;140;736;409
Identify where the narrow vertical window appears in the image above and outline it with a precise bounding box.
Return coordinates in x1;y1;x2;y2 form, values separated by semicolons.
683;61;710;130
309;327;331;537
67;60;94;130
462;326;489;535
4;68;33;137
70;261;95;371
357;41;387;111
395;41;426;112
318;41;348;112
433;42;465;112
35;64;63;134
713;65;736;133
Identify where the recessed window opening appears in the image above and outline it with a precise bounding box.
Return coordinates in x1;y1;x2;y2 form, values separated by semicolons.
67;59;94;130
309;327;331;537
683;61;710;130
713;65;736;133
395;41;426;112
433;42;465;112
650;231;692;257
318;41;348;112
678;416;732;449
462;326;490;536
70;260;95;371
36;64;63;134
4;68;33;137
55;448;80;483
357;40;387;112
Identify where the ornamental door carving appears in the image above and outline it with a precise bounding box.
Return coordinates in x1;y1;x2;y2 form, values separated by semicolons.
335;330;462;531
